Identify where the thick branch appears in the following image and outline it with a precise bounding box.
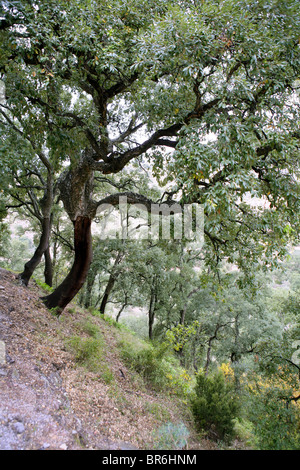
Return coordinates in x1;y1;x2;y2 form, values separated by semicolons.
0;106;53;172
92;97;221;174
95;191;181;214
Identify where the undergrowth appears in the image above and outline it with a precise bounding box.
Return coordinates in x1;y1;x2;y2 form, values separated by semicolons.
61;310;254;449
65;317;114;383
117;330;194;397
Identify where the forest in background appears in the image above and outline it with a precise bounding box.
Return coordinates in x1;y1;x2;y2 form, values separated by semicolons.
1;194;299;449
0;0;300;449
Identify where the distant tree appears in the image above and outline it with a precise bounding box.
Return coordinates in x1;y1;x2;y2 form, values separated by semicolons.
0;104;56;286
0;199;10;259
191;368;240;442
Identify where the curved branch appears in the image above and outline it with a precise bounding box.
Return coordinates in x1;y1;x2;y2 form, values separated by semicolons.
95;191;181;213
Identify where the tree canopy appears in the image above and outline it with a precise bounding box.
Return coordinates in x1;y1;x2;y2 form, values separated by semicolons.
0;0;299;313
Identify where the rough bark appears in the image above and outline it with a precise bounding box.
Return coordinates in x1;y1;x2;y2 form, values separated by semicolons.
40;154;96;314
40;153;179;315
42;216;93;315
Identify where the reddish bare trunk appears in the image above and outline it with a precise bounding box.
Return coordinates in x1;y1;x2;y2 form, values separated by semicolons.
42;216;92;315
43;246;53;287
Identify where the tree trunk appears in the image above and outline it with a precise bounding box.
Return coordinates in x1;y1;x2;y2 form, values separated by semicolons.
116;295;128;323
42;216;93;315
148;290;156;340
204;337;213;375
99;276;115;315
83;268;97;308
43;246;53;287
18;217;51;286
99;252;123;315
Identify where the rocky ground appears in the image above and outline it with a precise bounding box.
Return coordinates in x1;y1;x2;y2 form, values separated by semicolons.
0;267;211;451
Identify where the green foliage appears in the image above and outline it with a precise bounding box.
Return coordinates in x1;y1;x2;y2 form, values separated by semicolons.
65;320;114;383
66;335;101;365
153;422;190;450
232;418;256;448
80;319;102;338
0;195;9;257
0;220;10;258
2;0;299;276
34;278;53;293
120;338;171;389
191;369;240;443
119;332;193;395
2;227;34;272
166;321;201;353
247;387;300;450
1;0;300;449
102;314;123;329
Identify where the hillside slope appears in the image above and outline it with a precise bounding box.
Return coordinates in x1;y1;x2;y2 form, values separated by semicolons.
0;267;207;451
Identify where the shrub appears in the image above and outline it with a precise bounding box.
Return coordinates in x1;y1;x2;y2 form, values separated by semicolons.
65;330;114;383
66;335;101;365
247;386;300;450
34;278;53;293
103;314;122;329
120;340;171;389
232;417;256;448
118;328;196;396
153;422;190;450
80;319;101;338
191;369;240;443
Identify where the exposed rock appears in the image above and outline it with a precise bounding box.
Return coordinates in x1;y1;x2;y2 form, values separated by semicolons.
12;421;25;434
